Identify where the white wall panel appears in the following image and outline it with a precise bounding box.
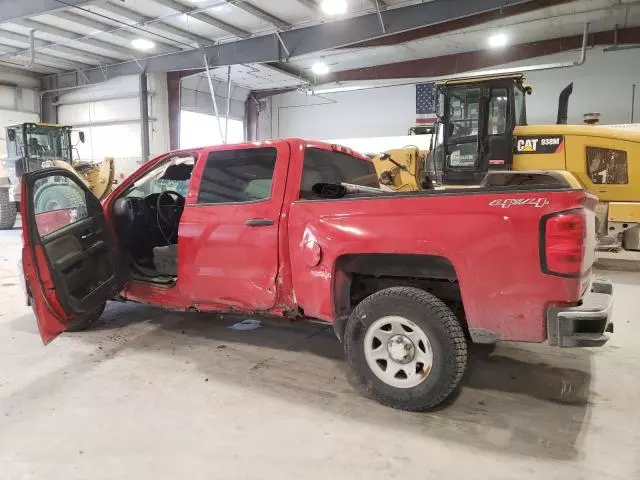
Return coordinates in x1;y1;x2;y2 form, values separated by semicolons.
56;74;171;174
58;75;140;104
59;97;141;125
57;75;148;177
263;47;640;141
0;67;40;89
0;85;38;113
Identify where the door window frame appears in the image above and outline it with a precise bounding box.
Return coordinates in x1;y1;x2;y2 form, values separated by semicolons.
26;169;101;244
442;79;517;173
186;142;290;208
194;146;279;206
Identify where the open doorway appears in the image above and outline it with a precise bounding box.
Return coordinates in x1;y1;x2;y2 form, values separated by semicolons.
179;111;244;149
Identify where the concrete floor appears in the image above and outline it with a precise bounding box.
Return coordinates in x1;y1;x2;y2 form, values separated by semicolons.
0;227;639;480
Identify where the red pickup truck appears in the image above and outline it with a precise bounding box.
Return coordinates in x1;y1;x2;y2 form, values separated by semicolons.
20;138;613;411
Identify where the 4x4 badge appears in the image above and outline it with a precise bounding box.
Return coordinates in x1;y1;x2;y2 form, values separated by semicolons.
489;198;550;209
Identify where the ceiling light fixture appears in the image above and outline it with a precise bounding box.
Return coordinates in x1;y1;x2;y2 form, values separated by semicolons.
488;33;508;48
131;38;155;51
306;85;368;95
321;0;348;15
311;61;330;75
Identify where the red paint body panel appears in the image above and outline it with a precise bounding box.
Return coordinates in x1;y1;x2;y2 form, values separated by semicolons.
23;138;595;345
287;191;589;342
177;142;290;310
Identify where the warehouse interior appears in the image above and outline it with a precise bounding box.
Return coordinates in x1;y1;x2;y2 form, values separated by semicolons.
0;0;639;478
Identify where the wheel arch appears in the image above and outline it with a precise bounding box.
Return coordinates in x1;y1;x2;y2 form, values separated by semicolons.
332;253;460;342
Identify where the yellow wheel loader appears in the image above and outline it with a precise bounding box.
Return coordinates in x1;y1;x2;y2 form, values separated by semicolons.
0;122;114;229
372;74;640;251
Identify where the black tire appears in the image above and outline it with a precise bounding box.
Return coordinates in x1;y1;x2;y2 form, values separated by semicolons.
344;287;467;411
65;303;106;332
34;183;86;215
0;188;17;230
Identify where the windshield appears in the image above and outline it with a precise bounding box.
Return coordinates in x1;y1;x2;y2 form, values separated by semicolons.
128;154;196;197
25;125;71;161
514;86;526;125
447;87;480;141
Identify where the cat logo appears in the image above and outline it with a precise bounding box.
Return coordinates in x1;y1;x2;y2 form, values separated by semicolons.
517;139;538;152
514;135;564;154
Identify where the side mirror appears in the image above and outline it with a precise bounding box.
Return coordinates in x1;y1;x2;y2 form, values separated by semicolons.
7;129;15;141
79;131;85;143
379;153;391;161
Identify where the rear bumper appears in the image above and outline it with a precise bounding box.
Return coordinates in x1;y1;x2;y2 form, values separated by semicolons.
547;277;614;347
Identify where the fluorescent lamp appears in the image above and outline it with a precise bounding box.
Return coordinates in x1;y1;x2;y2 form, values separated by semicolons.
321;0;347;15
311;61;330;75
306;85;369;95
131;38;155;51
488;33;508;48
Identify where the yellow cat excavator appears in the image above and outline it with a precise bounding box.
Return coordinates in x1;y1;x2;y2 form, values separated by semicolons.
0;122;114;229
371;73;640;251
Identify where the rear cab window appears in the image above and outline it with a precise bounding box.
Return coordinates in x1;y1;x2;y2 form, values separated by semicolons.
300;147;378;199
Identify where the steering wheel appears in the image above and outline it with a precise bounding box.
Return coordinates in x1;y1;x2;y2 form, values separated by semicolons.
156;190;184;226
450;122;470;138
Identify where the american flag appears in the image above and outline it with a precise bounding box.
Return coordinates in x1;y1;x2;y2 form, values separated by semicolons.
416;82;437;125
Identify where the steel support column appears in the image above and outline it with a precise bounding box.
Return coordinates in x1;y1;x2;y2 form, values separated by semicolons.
40;76;58;124
167;69;204;150
245;95;259;142
140;73;150;162
167;72;182;151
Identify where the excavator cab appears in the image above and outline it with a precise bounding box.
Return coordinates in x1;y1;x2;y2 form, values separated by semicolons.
0;123;96;230
428;74;530;185
4;123;79;184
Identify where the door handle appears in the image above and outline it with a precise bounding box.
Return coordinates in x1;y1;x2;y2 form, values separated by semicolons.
245;218;274;227
80;230;93;240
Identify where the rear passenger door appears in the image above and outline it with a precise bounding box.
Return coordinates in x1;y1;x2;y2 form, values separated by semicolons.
178;144;289;310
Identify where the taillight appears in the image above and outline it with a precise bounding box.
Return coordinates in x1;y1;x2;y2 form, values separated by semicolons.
541;209;586;277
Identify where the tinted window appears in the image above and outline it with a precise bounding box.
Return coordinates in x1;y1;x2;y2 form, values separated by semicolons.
197;147;277;204
447;87;480;141
33;177;89;237
300;148;377;199
488;87;508;135
586;147;628;184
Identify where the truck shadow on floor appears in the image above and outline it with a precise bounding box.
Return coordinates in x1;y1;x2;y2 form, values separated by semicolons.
17;301;594;461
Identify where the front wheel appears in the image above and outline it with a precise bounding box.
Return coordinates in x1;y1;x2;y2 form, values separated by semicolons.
344;287;467;411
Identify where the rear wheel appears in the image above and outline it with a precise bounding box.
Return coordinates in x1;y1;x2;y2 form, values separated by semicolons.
0;188;17;230
344;287;467;411
65;303;106;332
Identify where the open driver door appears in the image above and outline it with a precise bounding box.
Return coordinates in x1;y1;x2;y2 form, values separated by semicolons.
21;168;127;344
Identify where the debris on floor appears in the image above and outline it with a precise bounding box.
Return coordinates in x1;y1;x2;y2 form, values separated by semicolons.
230;319;262;331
